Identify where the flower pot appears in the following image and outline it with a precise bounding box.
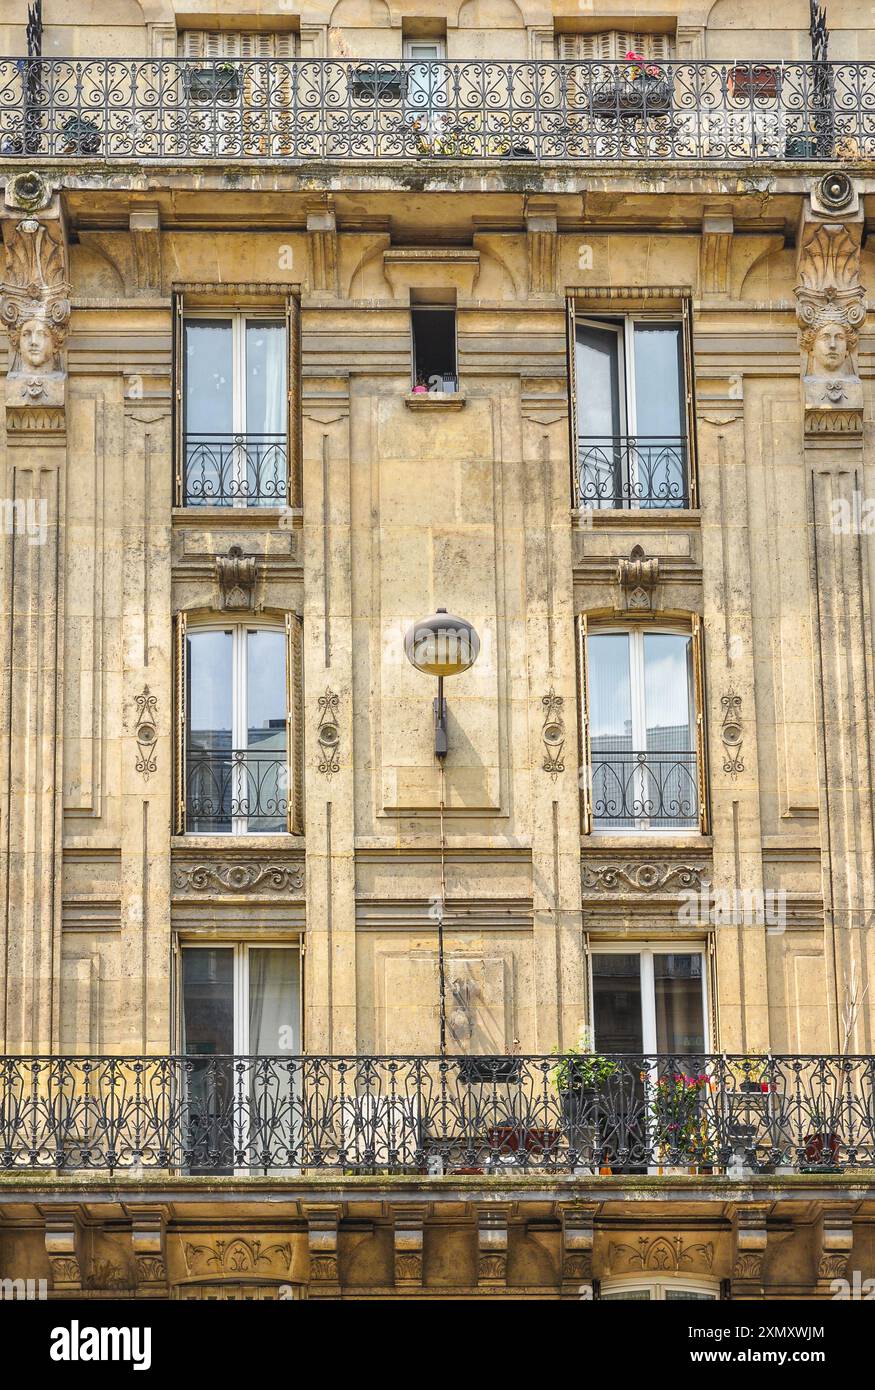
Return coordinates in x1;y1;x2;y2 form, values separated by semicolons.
62;116;101;154
501;142;534;158
183;67;241;103
486;1124;560;1156
728;65;780;101
590;77;672;118
350;64;406;103
802;1131;841;1170
785;133;819;159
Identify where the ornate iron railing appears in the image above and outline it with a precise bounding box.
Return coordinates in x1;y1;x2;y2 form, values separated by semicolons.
590;748;698;828
0;58;864;163
0;1055;871;1175
184;433;287;507
187;748;288;832
577;436;689;509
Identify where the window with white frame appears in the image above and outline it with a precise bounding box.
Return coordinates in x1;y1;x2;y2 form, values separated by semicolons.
590;946;708;1055
182;622;290;835
572;313;690;509
600;1276;719;1300
180;943;301;1174
183;314;288;507
580;622;707;833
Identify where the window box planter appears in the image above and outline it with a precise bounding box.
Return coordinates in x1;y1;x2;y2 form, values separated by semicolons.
183;66;241;103
590;76;672;117
62;115;101;154
728;64;780;100
456;1056;522;1084
350;64;407;103
485;1124;560;1156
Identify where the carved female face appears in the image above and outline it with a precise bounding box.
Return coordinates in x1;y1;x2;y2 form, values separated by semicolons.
18;317;55;371
811;322;850;375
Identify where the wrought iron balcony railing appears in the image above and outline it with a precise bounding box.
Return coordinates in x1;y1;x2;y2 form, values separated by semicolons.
0;58;861;163
183;433;287;507
590;748;698;828
0;1055;871;1175
576;436;689;510
187;747;288;833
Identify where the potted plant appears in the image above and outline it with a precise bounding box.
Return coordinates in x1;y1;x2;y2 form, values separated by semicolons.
591;51;672;118
61;115;101;154
785;130;820;158
728;64;780;101
651;1070;712;1173
553;1033;619;1170
184;61;241;104
350;63;407;103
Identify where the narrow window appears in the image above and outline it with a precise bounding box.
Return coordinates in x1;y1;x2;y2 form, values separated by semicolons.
411;305;458;393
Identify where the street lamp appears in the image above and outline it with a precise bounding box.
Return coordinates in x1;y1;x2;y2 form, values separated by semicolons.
404;608;480;759
404;607;480;1053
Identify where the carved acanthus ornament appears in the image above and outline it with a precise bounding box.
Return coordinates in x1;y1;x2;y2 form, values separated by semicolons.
582;862;707;895
795;179;866;437
1;191;70;431
616;544;659;613
216;545;260;611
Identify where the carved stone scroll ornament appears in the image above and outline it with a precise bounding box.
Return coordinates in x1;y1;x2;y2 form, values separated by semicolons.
172;862;304;895
541;688;565;780
720;689;744;779
316;688;340;778
795;197;867;436
1;211;70;427
216;545;259;611
616;544;659;613
581;862;707;894
134;687;159;781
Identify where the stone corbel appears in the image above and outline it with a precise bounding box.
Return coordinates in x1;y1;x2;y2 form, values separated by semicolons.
732;1204;770;1288
304;1204;341;1295
216;545;260;611
560;1203;598;1295
616;544;659;613
525;197;558;297
307;202;339;297
44;1208;83;1292
476;1206;508;1289
795;174;866;439
393;1205;427;1288
131;1206;169;1294
816;1205;855;1284
699;210;733;298
129;206;162;295
1;188;70;435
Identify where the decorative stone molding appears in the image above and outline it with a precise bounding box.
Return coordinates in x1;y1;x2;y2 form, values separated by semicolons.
581;862;707;895
304;1205;340;1294
383;247;480;300
561;1205;598;1290
172;862;304;895
1;207;70;430
795;190;866;437
134;686;158;782
216;545;260;611
616;544;659;613
541;688;565;781
732;1205;769;1284
477;1208;508;1288
606;1235;714;1276
316;688;341;778
307;204;339;296
393;1206;426;1289
129;206;161;294
720;689;744;779
4;171;53;213
183;1238;293;1278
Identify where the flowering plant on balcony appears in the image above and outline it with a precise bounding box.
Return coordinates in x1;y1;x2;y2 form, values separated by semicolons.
650;1070;712;1155
552;1030;619;1093
624;50;665;82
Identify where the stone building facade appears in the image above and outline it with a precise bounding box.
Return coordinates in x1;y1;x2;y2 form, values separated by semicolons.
1;0;875;1299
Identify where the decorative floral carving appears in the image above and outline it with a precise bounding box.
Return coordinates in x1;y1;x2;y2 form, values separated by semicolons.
606;1235;714;1275
796;212;866;435
541;688;565;780
216;545;259;611
172;862;304;895
134;686;158;781
581;862;707;894
818;1251;850;1280
394;1252;423;1283
616;544;659;612
316;688;340;778
733;1251;764;1280
309;1253;339;1282
720;689;744;779
136;1256;167;1285
184;1238;292;1278
478;1253;507;1282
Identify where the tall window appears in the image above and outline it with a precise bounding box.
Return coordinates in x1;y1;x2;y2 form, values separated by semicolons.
184;623;288;833
581;624;706;832
183;315;287;506
181;944;301;1174
572;312;692;509
411;305;458;392
590;947;708;1055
